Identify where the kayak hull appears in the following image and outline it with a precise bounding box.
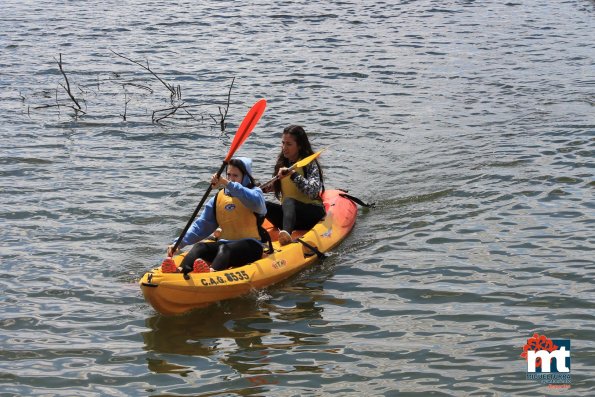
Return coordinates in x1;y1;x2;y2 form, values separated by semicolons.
139;190;357;316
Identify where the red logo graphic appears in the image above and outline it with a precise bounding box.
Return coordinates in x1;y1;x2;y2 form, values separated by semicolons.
521;333;558;368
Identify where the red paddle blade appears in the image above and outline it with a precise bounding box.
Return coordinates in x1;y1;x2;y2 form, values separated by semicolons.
224;99;267;162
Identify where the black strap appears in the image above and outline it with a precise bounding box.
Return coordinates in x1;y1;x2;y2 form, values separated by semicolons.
339;192;375;208
297;238;327;259
257;215;274;254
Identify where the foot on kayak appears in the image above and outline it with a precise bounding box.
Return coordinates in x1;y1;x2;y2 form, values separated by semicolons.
278;230;292;246
193;258;210;273
161;258;179;273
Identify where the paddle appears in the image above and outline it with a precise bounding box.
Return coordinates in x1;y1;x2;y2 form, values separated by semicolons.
170;98;267;255
259;149;325;190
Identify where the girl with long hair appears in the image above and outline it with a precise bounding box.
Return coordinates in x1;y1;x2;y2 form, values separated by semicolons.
264;125;325;245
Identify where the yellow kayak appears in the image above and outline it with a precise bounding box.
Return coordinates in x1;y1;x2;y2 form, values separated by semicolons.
139;190;358;316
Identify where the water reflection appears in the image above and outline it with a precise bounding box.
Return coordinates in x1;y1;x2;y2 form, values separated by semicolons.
142;269;331;378
142;299;272;356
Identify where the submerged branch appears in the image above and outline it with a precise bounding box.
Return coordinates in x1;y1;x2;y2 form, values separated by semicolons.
121;92;131;121
55;53;82;110
153;101;186;123
29;51;236;125
216;77;235;132
35;102;87;116
122;82;154;94
183;107;203;123
110;49;178;101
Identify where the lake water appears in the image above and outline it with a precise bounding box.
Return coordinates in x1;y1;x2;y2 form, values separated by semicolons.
1;1;593;396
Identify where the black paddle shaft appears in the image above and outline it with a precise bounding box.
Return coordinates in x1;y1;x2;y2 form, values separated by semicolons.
171;161;227;254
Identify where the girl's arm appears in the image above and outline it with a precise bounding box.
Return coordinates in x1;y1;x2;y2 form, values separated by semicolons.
290;162;322;199
176;197;218;248
225;182;267;215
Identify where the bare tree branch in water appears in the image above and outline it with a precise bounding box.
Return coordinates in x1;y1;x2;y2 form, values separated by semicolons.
55;86;60;117
121;92;131;121
153;103;213;124
110;49;180;103
183;107;204;123
54;53;84;118
32;82;87;117
27;51;236;127
34;102;87;117
122;82;153;94
214;77;234;133
153;102;186;123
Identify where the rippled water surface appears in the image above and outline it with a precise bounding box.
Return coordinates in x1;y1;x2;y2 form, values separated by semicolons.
1;1;594;396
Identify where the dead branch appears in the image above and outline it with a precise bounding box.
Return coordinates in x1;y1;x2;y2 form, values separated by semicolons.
34;103;64;109
55;86;60;117
220;77;235;132
67;105;86;116
121;92;131;121
183;107;203;123
110;49;179;102
152;102;185;123
35;102;86;116
225;77;234;112
209;77;235;132
55;53;82;110
122;82;153;94
153;103;209;124
29;51;235;125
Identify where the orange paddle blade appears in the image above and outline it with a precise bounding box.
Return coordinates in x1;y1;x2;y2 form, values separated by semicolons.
225;99;267;162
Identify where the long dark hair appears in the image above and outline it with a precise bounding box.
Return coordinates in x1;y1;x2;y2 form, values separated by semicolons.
273;125;324;199
228;158;256;188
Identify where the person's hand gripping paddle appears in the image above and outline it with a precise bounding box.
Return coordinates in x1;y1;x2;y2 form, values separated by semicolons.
259;149;325;190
